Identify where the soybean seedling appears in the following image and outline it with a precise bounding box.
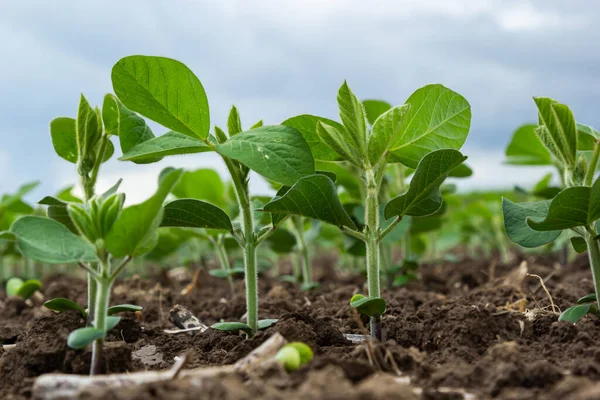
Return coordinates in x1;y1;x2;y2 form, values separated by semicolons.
108;56;315;334
5;277;41;300
264;82;471;339
502;97;600;323
275;342;314;372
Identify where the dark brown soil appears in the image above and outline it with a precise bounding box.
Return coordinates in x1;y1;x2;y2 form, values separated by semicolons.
2;253;600;399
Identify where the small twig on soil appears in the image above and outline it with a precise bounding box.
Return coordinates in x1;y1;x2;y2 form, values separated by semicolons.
527;273;558;314
531;270;557;295
181;268;201;296
169;350;193;380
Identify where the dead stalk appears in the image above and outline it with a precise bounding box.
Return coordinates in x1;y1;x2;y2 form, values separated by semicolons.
527;273;558;314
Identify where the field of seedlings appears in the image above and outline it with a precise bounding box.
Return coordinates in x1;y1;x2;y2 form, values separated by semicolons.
2;55;600;400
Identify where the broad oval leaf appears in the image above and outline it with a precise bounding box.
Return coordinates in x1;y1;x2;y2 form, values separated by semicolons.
350;296;386;317
16;279;42;299
577;294;597;304
505;124;552;166
389;85;471;168
112;56;210;140
44;297;87;317
282;115;344;162
172;169;226;208
120;131;212;163
258;319;278;330
10;216;98;264
68;327;106;349
50;117;78;163
216;125;315;186
363;99;392;125
161;199;233;233
368;105;410;166
384;149;467;219
559;303;597;324
570;236;588;254
262;175;356;229
105;168;183;257
502;198;561;248
106;316;122;331
108;304;142;315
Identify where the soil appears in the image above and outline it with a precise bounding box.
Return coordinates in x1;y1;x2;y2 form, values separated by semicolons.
2;253;600;399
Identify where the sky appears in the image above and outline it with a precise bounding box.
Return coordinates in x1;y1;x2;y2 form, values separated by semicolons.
1;0;599;204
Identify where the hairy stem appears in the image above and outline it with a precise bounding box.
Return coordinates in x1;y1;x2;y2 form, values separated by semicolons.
585;233;600;310
212;236;234;295
364;168;382;339
90;258;112;376
292;217;312;288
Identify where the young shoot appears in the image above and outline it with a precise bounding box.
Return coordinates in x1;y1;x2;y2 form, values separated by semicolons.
275;342;314;372
5;277;42;300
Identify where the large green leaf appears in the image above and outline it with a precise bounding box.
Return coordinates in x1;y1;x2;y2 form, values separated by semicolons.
337;81;367;154
172;169;226;207
105;168;183;257
119;131;212;163
9;216;98;263
389;85;470;168
502;198;561;247
527;179;600;231
362;100;392;125
216;125;315;186
112;56;210;140
263;174;356;229
161;199;233;233
282;115;344;162
505;124;552;166
534;97;577;167
368;105;410;166
384;149;467;219
50;117;78;163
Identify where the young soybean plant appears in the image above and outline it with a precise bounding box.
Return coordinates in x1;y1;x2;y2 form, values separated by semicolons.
107;55;315;334
9;168;182;374
503;97;600;324
266;83;471;338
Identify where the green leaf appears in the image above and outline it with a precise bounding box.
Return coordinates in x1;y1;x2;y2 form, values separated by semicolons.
576;294;597;304
106;316;121;331
56;186;82;203
108;304;142;315
161;199;233;232
10;216;98;263
119;131;212;163
227;105;243;136
505;124;552;166
362;99;392;125
559;303;598;324
385;149;467;219
44;298;87;317
68;327;106;349
350;296;386;317
282;115;344;162
534;97;577;167
172;169;226;207
216;125;315;186
448;163;473;178
211;322;252;333
316;121;359;163
16;279;42;299
337;81;367;153
258;319;278;330
570;237;587;253
502;198;561;248
368;105;410;166
576;124;599;151
1;181;40;211
50;117;78;163
5;277;23;297
112;56;210;140
209;269;233;278
76;95;102;165
389;85;471;168
265;229;296;254
263;175;356;229
105;168;183;257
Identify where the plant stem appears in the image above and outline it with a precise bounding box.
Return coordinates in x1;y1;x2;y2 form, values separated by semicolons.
224;160;259;332
292;217;312;288
364;168;382;339
212;236;234;294
585;233;600;310
87;274;97;324
90;258;111;376
585;140;600;186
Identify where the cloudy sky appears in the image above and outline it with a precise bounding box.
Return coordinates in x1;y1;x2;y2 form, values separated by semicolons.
1;0;599;204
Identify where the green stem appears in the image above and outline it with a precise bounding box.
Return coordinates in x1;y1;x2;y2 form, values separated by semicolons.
224;159;258;332
212;236;234;295
364;168;382;338
87;274;97;324
90;258;111;376
585;140;600;186
585;233;600;310
292;217;312;288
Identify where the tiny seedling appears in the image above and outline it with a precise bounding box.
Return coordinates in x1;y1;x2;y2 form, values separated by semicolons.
275;342;314;372
350;293;386;339
502;97;600;323
5;277;42;300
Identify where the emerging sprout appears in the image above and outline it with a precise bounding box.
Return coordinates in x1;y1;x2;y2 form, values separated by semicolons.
275;342;314;372
5;277;41;300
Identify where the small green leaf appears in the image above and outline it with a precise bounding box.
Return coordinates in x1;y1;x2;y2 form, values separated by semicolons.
50;117;78;163
362;99;392;125
68;327;106;349
385;149;467;219
227;105;243;136
76;95;102;167
505;124;552;166
10;216;98;263
161;199;233;232
534;97;577;167
576;294;597;305
107;304;142;315
44;298;87;317
263;175;356;229
559;303;597;324
16;279;42;300
265;229;297;254
316;121;359;164
282;115;344;162
106;316;121;331
216;125;315;186
211;322;252;333
350;296;386;317
258;319;278;330
389;84;471;168
368;105;410;166
5;277;23;297
112;56;210;140
105;168;183;257
570;237;588;253
1;181;40;210
337;81;367;153
119;131;212;163
502;198;561;248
